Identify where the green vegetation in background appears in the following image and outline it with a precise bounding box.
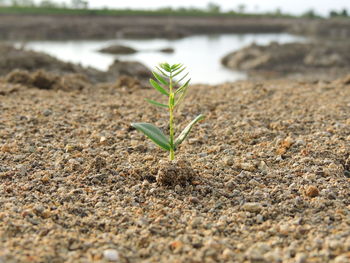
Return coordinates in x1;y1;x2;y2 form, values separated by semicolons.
329;9;349;18
0;6;298;18
0;0;348;18
0;0;298;18
301;9;322;19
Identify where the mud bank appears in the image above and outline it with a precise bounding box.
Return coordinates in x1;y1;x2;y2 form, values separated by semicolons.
1;15;349;41
0;44;151;84
290;18;350;39
222;41;350;80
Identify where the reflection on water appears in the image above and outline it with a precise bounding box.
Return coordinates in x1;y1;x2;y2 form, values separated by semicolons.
17;33;305;84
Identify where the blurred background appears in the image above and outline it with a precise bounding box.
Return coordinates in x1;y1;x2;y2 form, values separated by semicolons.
0;0;349;84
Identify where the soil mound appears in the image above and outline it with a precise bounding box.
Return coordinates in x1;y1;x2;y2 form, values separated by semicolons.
222;42;350;79
99;44;137;54
114;76;143;92
156;159;197;186
3;69;90;91
0;44;107;83
108;59;152;82
0;44;151;85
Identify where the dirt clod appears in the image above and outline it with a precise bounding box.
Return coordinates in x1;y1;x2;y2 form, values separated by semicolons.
156;159;196;186
115;75;142;92
305;185;320;198
4;69;91;91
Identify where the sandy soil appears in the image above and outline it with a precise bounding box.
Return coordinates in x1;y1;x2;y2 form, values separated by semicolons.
1;73;350;263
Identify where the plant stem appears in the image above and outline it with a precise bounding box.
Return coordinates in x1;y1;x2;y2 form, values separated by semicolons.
169;104;174;160
169;71;175;161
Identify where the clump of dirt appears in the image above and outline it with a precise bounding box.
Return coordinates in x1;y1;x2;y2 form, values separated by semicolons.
97;75;148;94
156;159;197;186
0;44;107;83
115;75;142;92
108;59;151;79
3;69;91;91
222;41;350;80
108;60;152;86
4;69;30;84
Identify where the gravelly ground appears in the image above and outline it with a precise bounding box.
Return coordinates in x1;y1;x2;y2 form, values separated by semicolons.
0;75;350;263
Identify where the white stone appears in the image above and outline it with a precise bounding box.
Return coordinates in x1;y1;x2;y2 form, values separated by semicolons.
103;249;120;262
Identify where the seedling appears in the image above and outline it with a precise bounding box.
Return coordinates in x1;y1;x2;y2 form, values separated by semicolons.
131;63;204;161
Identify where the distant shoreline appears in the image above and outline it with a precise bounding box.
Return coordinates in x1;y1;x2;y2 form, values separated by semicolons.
0;14;302;41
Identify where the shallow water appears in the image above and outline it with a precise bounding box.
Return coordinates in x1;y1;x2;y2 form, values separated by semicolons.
17;33;305;84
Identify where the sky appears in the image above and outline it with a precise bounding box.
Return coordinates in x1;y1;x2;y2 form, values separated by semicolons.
80;0;350;16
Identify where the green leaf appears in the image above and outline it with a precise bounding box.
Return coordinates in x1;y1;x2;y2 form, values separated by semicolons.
175;78;191;95
172;66;186;78
131;123;171;151
174;72;189;86
175;80;190;106
160;63;171;72
156;66;168;77
149;79;169;96
171;63;183;71
174;114;205;148
145;98;168;108
152;71;168;86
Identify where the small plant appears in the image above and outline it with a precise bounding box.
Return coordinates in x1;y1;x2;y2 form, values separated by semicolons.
131;63;204;161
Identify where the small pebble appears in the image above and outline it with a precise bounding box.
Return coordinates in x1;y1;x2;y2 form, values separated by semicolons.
175;185;182;193
240;162;256;172
242;202;263;213
42;109;52;116
189;197;200;204
295;252;307;263
223;157;234;166
305;186;319;198
222;248;234;259
256;214;264;223
103;249;120;262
